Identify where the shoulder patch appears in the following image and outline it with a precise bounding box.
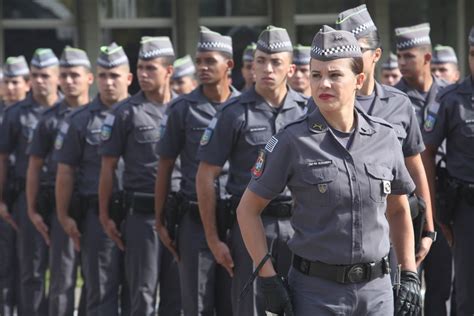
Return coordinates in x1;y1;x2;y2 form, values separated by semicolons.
54;122;69;150
101;113;115;141
200;117;218;146
264;136;279;152
251;149;266;178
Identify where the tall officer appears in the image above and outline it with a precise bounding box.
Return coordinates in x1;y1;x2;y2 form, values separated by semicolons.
155;26;239;316
421;27;474;316
289;44;311;97
380;53;401;86
0;55;30;316
0;48;61;316
98;37;180;316
241;43;256;92
431;45;460;84
27;46;92;316
335;4;434;267
196;26;308;315
394;23;454;316
55;43;132;315
171;55;197;95
237;25;421;316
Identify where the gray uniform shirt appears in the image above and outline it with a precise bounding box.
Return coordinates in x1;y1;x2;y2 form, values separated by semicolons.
355;82;425;157
422;76;474;182
0;93;48;180
28;100;71;186
157;86;240;201
54;96;123;195
395;75;448;133
98;91;171;194
197;86;308;198
247;107;415;264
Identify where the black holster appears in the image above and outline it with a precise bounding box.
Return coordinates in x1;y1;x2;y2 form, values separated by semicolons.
408;193;426;252
36;185;55;227
165;192;185;241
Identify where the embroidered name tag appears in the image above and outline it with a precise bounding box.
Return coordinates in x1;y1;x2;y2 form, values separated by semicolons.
308;160;332;167
250;126;267;132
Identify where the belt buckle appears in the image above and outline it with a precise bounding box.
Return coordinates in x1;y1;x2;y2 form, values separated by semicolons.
346;264;367;283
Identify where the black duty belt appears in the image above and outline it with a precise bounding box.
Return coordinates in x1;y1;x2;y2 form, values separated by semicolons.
448;178;474;206
292;254;390;284
124;191;154;215
230;196;292;218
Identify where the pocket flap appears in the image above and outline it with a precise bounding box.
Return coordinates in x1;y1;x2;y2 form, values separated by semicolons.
302;165;338;184
365;163;393;180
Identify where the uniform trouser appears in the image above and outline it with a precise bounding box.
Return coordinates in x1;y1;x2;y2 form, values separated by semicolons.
178;211;232;316
0;213;19;315
123;211;181;316
48;214;81;316
231;216;293;316
288;267;393;315
452;199;474;316
423;223;453;316
80;206;123;316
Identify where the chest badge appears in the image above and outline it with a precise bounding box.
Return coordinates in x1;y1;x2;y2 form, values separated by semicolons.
251;149;266;178
318;183;328;194
382;180;391;194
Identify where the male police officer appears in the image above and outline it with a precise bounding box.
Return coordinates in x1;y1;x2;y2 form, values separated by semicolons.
289;44;311;97
0;48;61;315
431;45;460;84
155;26;239;316
394;23;453;316
241;43;256;92
0;55;30;316
421;26;474;316
381;52;402;86
55;43;132;315
27;46;92;316
1;56;31;111
196;26;308;315
171;55;197;95
99;37;180;316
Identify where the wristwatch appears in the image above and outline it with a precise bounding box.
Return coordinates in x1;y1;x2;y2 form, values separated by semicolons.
422;230;437;242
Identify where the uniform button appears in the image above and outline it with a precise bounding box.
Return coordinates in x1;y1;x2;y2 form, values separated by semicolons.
354;197;360;203
351;175;356;181
345;155;352;160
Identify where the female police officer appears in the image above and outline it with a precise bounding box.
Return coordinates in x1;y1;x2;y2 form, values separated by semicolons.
236;26;422;315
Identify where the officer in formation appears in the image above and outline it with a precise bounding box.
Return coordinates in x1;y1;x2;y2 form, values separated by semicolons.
380;52;402;86
0;48;62;315
155;26;239;316
171;55;197;95
27;47;92;316
335;4;434;268
55;43;132;315
236;25;420;315
431;44;460;84
288;44;311;97
0;55;30;315
195;26;309;315
240;42;256;92
98;37;181;315
394;23;455;316
422;26;474;316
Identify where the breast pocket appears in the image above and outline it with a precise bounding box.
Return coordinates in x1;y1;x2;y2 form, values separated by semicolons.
365;163;394;203
85;129;102;145
21;124;36;143
300;165;338;207
245;127;272;146
134;126;160;144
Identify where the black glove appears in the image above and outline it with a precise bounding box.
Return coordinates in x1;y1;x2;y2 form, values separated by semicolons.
394;270;421;316
259;275;294;316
